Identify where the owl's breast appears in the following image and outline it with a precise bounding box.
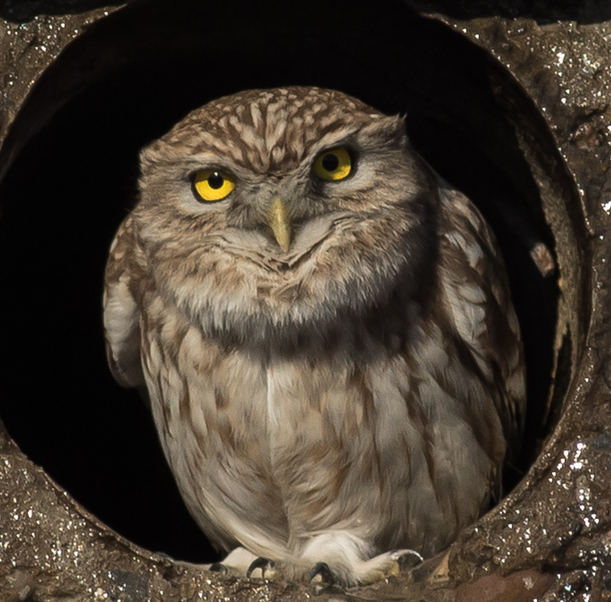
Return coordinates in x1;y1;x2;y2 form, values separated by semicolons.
142;298;501;558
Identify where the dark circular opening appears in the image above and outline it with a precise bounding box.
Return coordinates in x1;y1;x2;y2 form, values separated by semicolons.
0;0;584;564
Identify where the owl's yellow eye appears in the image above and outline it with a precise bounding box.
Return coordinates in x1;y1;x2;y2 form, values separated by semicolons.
313;148;352;181
192;170;236;202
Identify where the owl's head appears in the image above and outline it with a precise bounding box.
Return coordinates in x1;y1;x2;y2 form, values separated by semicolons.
134;87;438;345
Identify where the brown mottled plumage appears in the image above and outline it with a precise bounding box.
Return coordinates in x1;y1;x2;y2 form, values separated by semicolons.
103;87;525;586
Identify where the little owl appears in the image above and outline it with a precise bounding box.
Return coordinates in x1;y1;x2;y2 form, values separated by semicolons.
103;87;525;586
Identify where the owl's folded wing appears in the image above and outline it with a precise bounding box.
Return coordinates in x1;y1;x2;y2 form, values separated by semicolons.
438;183;526;460
103;215;145;390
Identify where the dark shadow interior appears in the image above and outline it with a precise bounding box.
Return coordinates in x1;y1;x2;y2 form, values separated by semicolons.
0;0;575;563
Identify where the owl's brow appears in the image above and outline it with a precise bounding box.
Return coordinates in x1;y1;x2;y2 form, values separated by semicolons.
309;131;361;155
180;152;234;166
167;117;374;176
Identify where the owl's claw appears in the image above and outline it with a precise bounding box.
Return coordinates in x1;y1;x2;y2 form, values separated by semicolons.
208;562;228;574
247;556;276;579
390;548;424;570
309;561;335;584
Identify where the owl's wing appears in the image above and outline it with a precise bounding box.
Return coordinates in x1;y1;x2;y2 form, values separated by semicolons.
437;182;526;461
103;215;146;390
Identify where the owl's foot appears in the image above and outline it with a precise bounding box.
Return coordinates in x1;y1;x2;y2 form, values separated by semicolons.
297;532;424;587
208;562;229;574
205;547;260;577
210;539;423;587
309;561;334;583
247;557;277;579
376;548;425;575
302;548;423;587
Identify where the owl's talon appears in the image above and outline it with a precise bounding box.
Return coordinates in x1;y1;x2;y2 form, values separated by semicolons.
246;557;275;579
208;562;228;574
309;561;335;584
390;548;424;570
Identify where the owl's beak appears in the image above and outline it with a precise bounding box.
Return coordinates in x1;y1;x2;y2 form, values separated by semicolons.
268;197;291;253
